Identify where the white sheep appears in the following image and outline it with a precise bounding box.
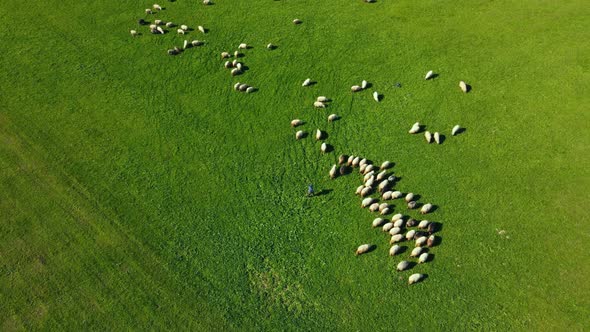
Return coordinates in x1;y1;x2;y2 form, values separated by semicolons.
183;40;188;49
156;26;164;34
434;132;441;144
236;63;242;70
232;59;238;67
295;130;305;140
198;26;205;33
425;131;432;143
379;203;389;212
391;213;403;221
380;161;392;170
389;245;402;256
360;187;372;197
408;273;423;285
302;78;312;87
347;155;355;166
427;235;436;247
363;171;374;182
352;156;360;167
361;198;375;208
407;201;417;209
314;101;326;108
153;4;162;10
291;119;303;127
390;234;403;244
293;18;302;24
145;8;153;14
420;203;433;214
389;227;401;235
192;40;203;46
393;219;404;228
378;179;389;193
231;68;241;76
425;70;434;80
361;80;368;89
225;62;233;70
364;164;375;174
221;52;230;59
459;81;469;93
405;230;416;241
372;218;385;228
418;253;430;263
391;191;402;199
381;207;390;215
409;122;420;134
320;143;329;153
369;203;380;212
166;22;174;28
382;191;392;200
397;261;410;271
181;25;188;31
329;165;337;179
327;114;339;122
267;43;275;49
149;24;157;29
365;177;375;189
203;0;211;4
130;30;138;37
452;125;461;136
315;129;323;140
410;247;423;257
382;222;394;232
155;19;163;25
355;185;364;195
238;84;248;92
246;87;255;93
359;158;367;167
177;29;185;35
373;91;380;102
418;220;430;229
351;85;362;92
405;193;414;202
415;236;427;247
355;244;372;256
234;82;241;91
317;96;329;103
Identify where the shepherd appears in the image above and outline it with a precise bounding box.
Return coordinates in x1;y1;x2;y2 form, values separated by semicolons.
307;184;314;197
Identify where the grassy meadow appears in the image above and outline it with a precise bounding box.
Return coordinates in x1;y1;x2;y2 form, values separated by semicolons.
1;0;589;330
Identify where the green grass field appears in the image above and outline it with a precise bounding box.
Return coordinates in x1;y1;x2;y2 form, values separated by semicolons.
1;0;589;330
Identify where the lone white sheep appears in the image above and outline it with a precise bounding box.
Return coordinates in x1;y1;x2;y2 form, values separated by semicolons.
145;8;153;14
452;124;461;136
408;273;423;285
295;130;305;140
293;19;302;24
238;43;248;49
302;78;312;87
425;70;434;80
267;43;275;49
327;114;339;122
166;22;174;28
130;30;138;37
192;40;203;47
373;91;380;102
329;165;337;179
459;81;469;93
361;80;368;89
407;201;417;209
397;261;410;271
420;203;433;214
409;122;420;134
355;244;372;256
153;4;162;10
291;119;303;127
198;26;205;33
183;40;189;49
389;245;402;256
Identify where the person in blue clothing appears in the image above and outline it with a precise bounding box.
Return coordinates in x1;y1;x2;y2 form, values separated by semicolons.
307;184;314;197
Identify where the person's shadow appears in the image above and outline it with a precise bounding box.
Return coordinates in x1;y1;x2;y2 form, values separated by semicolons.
315;189;333;196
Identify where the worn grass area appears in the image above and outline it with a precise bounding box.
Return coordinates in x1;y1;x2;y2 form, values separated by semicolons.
1;0;589;330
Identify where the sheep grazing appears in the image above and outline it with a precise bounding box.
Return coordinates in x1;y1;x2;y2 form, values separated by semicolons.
352;156;360;167
236;63;243;70
420;203;433;214
329;165;337;179
238;43;248;49
192;40;204;47
410;247;423;258
181;25;188;31
153;4;162;10
391;191;402;199
409;122;420;134
381;207;390;215
363;171;374;182
389;227;401;235
415;236;427;247
450;125;461;137
166;22;174;28
295;130;306;140
232;59;238;67
130;30;138;37
327;114;339;122
407;201;417;209
359;158;367;167
177;29;185;35
338;166;347;176
408;273;423;285
355;185;364;195
374;171;385;182
293;18;302;24
378;203;389;212
369;203;380;212
393;219;404;228
364;176;374;188
246;87;255;93
359;164;367;174
238;84;249;92
321;143;329;153
156;26;164;34
231;68;242;76
145;8;153;14
378;180;389;194
382;191;392;200
291;119;304;127
360;186;371;197
351;85;362;92
427;235;436;247
397;261;410;271
459;81;469;93
434;132;441;144
361;80;368;89
198;26;205;33
391;213;402;222
315;129;324;140
427;222;437;235
405;230;416;241
234;82;241;91
221;52;230;59
388;175;396;183
406;218;417;227
338;154;348;165
183;40;189;49
364;164;375;175
390;234;404;244
372;218;385;228
313;101;326;108
203;0;212;4
267;43;275;49
361;198;376;208
418;253;430;264
355;244;372;256
389;245;402;256
224;61;233;69
317;96;329;103
405;193;414;202
425;131;433;143
418;220;430;229
425;70;435;80
155;19;163;25
302;78;312;87
382;223;394;232
380;161;392;170
347;155;355;166
167;49;178;55
373;91;380;102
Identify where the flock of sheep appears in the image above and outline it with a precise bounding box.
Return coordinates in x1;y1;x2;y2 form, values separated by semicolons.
129;1;472;286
